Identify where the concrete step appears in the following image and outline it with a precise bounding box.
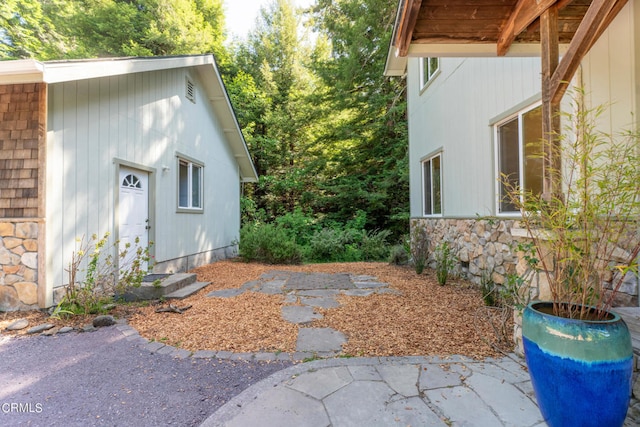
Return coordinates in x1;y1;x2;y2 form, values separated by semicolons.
121;273;199;301
165;281;210;299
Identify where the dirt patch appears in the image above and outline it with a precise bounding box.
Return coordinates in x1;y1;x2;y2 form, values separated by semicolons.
1;260;512;359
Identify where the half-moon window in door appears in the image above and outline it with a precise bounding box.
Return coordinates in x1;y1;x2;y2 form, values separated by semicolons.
122;174;142;189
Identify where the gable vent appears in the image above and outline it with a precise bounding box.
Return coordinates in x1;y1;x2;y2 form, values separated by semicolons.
185;77;196;103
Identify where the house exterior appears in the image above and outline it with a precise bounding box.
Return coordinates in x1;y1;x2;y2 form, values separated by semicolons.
386;1;639;306
0;55;257;311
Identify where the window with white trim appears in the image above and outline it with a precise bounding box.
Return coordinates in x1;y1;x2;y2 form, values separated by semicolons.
495;104;543;213
422;153;442;216
420;57;439;90
178;158;203;210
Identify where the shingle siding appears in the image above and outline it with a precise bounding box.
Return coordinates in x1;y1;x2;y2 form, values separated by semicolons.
0;83;45;218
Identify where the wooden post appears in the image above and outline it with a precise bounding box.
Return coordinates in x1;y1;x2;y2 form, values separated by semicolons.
540;7;562;202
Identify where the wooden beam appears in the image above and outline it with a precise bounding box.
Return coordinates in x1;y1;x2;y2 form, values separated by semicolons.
397;0;423;57
550;0;619;104
588;0;629;52
497;0;557;56
540;6;562;201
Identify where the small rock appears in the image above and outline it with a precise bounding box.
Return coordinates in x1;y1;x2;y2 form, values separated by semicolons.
26;323;55;334
6;318;29;331
92;315;116;328
42;327;60;336
81;324;97;333
102;303;116;311
58;326;74;334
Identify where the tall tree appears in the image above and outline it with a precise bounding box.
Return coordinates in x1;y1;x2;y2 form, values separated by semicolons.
1;0;78;59
309;0;408;235
73;0;227;59
1;0;227;61
231;0;321;218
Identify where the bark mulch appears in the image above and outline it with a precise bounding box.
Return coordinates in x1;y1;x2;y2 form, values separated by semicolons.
1;260;512;360
132;260;511;359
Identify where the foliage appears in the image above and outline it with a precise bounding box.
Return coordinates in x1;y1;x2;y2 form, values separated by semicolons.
503;93;640;320
480;272;499;307
360;229;391;261
239;209;391;264
306;226;390;263
434;241;457;286
238;222;303;264
3;0;410;245
0;0;77;59
410;223;429;274
307;227;353;262
226;0;409;239
275;208;319;246
308;0;409;237
1;0;228;61
388;244;409;266
56;232;154;316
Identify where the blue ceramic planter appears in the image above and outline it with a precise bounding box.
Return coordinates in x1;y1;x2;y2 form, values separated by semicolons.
523;301;633;427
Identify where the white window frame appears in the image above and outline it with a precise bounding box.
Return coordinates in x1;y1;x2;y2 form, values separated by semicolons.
422;152;443;217
419;57;440;91
494;102;543;215
177;155;204;213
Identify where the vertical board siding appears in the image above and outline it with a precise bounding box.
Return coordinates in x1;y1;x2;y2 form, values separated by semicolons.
47;67;241;287
408;56;542;218
407;3;636;220
582;3;635;133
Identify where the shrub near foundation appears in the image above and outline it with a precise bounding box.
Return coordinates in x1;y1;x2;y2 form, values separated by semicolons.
238;223;303;264
54;233;154;317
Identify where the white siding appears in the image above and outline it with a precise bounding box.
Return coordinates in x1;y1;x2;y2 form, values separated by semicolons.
407;2;638;219
581;2;637;133
46;68;241;288
407;56;541;218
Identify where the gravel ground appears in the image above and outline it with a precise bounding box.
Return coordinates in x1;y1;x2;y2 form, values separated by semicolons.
0;326;292;427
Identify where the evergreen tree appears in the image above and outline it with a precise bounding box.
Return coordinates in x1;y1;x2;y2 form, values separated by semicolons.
309;0;408;235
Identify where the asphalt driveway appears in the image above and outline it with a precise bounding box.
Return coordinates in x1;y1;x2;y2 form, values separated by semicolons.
0;325;291;427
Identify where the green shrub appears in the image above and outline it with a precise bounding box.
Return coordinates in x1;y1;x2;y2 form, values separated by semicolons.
306;227;390;262
389;244;409;265
480;272;499;307
360;230;391;261
54;232;154;316
308;228;346;262
434;241;457;285
275;208;319;246
410;223;429;274
239;223;302;264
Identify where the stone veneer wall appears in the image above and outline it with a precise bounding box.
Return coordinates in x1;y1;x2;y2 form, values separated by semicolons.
411;217;639;355
0;83;46;310
411;218;522;286
0;221;41;310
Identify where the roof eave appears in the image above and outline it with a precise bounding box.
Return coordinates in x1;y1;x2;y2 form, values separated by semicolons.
195;61;258;183
384;47;408;77
0;55;258;182
0;59;45;84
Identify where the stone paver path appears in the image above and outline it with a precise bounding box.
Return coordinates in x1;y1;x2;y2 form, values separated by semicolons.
207;271;395;357
202;355;547;427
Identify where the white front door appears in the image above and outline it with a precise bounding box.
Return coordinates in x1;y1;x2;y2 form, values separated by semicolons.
119;167;149;272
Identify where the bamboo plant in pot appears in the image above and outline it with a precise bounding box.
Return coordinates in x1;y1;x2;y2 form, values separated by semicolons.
504;95;640;427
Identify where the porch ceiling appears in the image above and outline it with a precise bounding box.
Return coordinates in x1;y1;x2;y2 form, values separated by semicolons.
386;0;628;75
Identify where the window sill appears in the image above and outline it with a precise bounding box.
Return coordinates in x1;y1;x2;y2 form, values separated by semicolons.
177;208;204;214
